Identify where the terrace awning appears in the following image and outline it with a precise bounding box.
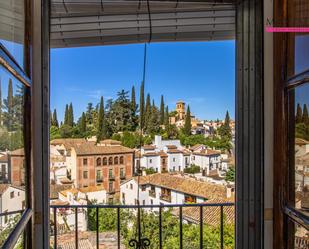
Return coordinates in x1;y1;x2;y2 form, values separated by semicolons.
50;0;236;48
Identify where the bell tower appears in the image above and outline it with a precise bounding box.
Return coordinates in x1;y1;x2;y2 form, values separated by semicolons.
176;101;186;120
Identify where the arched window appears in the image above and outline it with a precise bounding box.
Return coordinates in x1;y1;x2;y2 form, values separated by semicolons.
114;157;119;164
108;157;113;165
103;157;107;165
120;156;124;164
96;158;101;166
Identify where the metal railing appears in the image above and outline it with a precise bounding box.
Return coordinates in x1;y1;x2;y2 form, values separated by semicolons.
50;202;234;249
0;209;33;249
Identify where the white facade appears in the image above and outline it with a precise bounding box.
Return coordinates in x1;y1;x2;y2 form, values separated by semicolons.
191;153;222;175
120;179;206;206
141;155;161;173
154;135;183;151
0;185;25;228
167;152;183;172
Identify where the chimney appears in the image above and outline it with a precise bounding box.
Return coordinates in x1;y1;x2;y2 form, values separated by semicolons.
154;135;162;147
226;185;234;198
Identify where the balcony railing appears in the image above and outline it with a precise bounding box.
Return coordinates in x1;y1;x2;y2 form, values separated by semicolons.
96;178;103;183
109;175;115;181
50;202;234;249
120;174;126;180
160;194;171;202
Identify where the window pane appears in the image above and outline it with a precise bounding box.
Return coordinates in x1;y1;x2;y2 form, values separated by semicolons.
0;65;27;246
293;84;309;212
0;0;25;69
295;35;309;74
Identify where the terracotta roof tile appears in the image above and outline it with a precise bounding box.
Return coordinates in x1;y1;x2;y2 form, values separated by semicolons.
0;184;10;194
73;143;134;156
135;174;229;200
79;186;105;193
142;145;156;150
173;201;234;227
193;149;221;156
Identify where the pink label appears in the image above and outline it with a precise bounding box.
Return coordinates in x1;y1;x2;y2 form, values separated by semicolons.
266;27;309;32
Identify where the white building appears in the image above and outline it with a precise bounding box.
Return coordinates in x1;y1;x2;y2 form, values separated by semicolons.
191;149;222;176
0;184;25;229
51;186;107;232
120;173;232;207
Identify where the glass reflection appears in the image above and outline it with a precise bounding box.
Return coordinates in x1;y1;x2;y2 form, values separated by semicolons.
295;35;309;74
0;0;25;68
294;84;309;211
0;66;26;247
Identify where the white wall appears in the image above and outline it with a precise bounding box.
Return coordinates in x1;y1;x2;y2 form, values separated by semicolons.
167;153;182;171
0;186;25;228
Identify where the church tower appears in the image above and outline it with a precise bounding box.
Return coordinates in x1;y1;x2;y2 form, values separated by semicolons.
176;101;186;120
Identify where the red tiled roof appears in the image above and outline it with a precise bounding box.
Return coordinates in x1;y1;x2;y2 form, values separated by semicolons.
193;149;221;156
142;145;156;150
73;143;134;156
135;174;231;200
173;200;234;227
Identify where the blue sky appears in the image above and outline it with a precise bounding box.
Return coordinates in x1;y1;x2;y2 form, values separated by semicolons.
51;41;235;123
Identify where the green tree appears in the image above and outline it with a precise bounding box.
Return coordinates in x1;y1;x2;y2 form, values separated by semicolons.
59;124;73;138
68;103;74;127
218;111;232;140
86;102;94;125
52;109;59;127
295;103;303;123
131;86;138;129
97;96;105;141
303;104;309;125
79;112;87;134
146;100;160;134
3;79;13;130
225;167;235;182
160;95;165;125
183;105;192;136
164;105;169;127
108;90;134;133
64;104;69;125
144;94;151;131
184;164;200;174
139;82;145;130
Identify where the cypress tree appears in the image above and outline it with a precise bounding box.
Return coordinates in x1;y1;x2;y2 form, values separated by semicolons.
68;103;74;127
145;94;151;130
164;105;169;127
53;109;59;127
139;82;145;130
80;112;86;133
295;103;303;123
160;95;165;125
224;111;231;127
64;104;69;125
303;104;309;125
183;105;192;136
97;96;105;141
131;86;137;113
50;110;53;126
147;100;159;134
7;79;13;129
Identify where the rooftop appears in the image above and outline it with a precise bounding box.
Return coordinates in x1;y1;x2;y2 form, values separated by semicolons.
135;173;232;200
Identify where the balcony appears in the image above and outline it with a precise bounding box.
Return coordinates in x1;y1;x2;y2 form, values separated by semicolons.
108;189;116;194
96;178;103;183
109;175;115;181
160;194;172;203
120;174;126;180
49;202;234;248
